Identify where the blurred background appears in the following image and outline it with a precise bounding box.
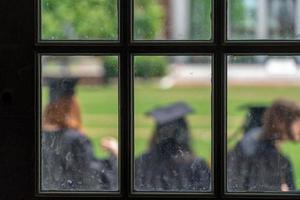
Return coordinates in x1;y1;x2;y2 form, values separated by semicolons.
228;55;300;189
42;0;300;40
134;56;212;165
41;0;300;190
228;0;300;40
42;56;119;158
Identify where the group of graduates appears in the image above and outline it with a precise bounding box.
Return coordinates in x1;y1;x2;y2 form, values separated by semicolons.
42;77;300;192
228;101;300;192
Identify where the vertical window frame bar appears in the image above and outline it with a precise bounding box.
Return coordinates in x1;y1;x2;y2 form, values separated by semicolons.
213;0;226;198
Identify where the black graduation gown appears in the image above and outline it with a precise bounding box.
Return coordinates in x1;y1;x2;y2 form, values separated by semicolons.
227;131;295;192
134;150;211;192
41;129;117;191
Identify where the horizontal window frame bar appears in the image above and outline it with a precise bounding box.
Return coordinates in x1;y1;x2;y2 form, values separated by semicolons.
224;194;300;199
128;193;215;198
34;44;300;53
35;41;300;46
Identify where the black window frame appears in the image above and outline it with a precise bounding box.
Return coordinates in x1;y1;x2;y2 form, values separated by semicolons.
2;0;300;199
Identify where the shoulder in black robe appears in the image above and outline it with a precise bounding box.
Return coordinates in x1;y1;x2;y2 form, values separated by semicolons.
41;129;117;191
134;150;211;192
227;129;295;192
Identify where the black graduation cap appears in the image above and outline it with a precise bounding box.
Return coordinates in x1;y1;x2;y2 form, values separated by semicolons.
146;102;194;125
47;77;79;103
240;105;268;133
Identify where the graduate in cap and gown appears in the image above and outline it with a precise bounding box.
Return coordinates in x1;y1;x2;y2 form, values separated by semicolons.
41;77;118;191
134;102;211;192
240;105;267;133
228;105;268;163
227;99;300;192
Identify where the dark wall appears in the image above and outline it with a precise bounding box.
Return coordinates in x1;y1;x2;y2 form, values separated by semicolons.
0;0;35;199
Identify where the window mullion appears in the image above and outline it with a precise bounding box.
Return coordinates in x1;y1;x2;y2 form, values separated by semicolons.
213;0;226;198
120;0;132;197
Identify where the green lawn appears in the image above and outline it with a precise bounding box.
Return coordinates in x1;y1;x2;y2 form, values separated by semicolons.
42;83;300;189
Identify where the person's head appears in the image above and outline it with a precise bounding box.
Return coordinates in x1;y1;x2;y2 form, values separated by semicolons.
262;99;300;141
150;118;192;154
148;102;193;156
42;78;81;130
43;95;82;130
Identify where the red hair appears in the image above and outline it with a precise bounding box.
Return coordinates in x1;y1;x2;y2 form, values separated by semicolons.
42;96;82;130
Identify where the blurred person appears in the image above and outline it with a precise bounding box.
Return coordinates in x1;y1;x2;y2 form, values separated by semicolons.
228;99;300;192
134;102;211;191
241;105;267;134
41;77;118;191
229;105;268;157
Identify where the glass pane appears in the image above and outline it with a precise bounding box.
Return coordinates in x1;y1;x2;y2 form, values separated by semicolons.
134;55;212;192
228;0;300;40
41;0;118;40
41;55;119;191
227;55;300;192
133;0;212;40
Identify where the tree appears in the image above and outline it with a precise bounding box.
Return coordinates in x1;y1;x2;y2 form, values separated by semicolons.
228;0;248;39
42;0;164;40
42;0;118;40
190;0;211;40
133;0;165;39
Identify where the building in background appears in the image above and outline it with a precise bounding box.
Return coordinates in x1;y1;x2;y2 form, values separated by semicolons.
163;0;300;41
43;1;300;87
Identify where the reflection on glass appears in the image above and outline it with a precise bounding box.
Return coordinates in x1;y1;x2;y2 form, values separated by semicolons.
41;55;119;191
134;56;212;192
41;0;118;40
134;0;211;40
227;55;300;192
228;0;300;40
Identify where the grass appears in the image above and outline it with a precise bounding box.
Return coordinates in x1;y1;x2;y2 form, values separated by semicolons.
42;83;300;189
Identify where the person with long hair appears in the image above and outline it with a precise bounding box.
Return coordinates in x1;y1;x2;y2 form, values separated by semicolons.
227;99;300;192
134;102;211;191
41;78;118;191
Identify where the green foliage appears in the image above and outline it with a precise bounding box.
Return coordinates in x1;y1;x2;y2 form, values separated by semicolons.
229;0;246;26
41;0;118;40
134;56;168;78
134;0;165;39
228;0;247;38
42;0;247;40
103;56;167;79
103;57;118;78
190;0;211;40
42;0;164;40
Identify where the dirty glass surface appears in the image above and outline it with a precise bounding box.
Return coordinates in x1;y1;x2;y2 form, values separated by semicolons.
227;55;300;192
40;55;119;191
134;55;212;192
41;0;118;40
227;0;300;40
133;0;212;40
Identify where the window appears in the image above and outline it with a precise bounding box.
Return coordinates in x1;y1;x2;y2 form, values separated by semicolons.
36;0;300;197
40;55;119;192
2;0;300;199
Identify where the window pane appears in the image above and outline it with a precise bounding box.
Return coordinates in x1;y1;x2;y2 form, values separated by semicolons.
228;0;300;40
41;55;119;191
227;55;300;192
134;55;212;192
133;0;212;40
41;0;118;40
